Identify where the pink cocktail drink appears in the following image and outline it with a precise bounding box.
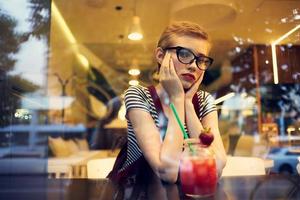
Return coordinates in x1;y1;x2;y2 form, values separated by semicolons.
180;140;217;198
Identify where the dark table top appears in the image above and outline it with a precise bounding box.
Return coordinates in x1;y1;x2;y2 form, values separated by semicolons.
0;174;299;200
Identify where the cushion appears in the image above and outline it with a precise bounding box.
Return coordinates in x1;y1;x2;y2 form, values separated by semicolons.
65;139;80;154
75;138;89;151
48;137;71;157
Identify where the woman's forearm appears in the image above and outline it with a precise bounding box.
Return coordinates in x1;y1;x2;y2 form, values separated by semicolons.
158;97;185;182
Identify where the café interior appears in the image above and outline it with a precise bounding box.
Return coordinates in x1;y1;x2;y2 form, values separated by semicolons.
0;0;300;199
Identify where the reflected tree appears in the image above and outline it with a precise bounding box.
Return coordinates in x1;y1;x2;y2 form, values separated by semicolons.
0;0;51;72
20;0;51;42
0;14;19;73
28;0;51;40
0;0;50;126
0;13;21;126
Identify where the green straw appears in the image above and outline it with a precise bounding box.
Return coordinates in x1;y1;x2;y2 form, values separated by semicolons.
170;103;189;139
170;103;195;153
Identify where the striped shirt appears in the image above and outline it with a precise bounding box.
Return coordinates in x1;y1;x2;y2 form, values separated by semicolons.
119;85;217;172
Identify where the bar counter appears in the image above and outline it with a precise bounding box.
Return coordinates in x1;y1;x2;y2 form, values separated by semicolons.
1;174;299;200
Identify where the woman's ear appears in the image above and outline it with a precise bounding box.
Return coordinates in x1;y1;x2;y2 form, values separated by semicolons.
155;47;165;65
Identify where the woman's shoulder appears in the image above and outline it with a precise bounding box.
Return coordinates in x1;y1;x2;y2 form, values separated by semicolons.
123;85;153;116
125;85;149;94
195;90;217;118
124;85;152;101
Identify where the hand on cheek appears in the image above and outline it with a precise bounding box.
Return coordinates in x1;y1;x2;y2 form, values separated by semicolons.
185;73;203;100
159;52;184;100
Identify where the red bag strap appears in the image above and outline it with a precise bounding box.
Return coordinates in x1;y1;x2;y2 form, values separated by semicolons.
147;85;166;120
192;92;200;118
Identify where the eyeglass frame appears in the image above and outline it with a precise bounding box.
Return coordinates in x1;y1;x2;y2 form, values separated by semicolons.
163;46;214;71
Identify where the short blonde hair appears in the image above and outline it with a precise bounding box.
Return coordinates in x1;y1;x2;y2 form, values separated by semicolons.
156;21;211;70
157;21;210;49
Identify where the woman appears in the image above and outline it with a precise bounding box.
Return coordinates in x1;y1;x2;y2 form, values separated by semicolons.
108;21;227;184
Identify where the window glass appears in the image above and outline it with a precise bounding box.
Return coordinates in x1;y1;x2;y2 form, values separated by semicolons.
0;0;299;178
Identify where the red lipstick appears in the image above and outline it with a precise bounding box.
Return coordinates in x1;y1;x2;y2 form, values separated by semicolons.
182;73;196;81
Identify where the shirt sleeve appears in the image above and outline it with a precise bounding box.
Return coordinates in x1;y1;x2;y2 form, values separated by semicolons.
200;91;217;118
124;86;150;118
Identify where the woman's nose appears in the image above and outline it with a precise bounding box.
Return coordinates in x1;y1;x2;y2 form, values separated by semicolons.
187;60;198;71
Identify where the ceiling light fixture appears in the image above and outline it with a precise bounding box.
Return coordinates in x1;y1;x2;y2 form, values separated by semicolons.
170;0;238;30
128;0;143;41
128;68;140;76
271;24;300;84
52;2;76;44
52;1;90;70
76;53;89;69
129;80;139;86
128;16;143;40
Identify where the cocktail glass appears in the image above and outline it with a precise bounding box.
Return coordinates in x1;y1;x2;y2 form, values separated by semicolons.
180;139;217;198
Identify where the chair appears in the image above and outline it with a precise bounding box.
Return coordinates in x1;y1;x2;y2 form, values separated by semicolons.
87;158;116;179
222;156;266;177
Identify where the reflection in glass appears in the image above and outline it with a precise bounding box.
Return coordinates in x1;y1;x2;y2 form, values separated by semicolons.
0;0;51;175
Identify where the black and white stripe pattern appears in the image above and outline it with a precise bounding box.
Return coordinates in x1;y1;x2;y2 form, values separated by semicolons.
119;85;217;172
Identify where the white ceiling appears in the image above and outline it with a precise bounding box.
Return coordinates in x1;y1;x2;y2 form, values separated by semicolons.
52;0;300;88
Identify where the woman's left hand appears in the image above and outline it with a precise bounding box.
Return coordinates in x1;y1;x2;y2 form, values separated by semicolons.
185;74;203;101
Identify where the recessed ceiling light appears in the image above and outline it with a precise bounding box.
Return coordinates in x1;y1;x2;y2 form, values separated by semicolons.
115;5;123;11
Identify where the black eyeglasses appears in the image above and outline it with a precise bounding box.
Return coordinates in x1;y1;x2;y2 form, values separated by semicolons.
163;46;214;70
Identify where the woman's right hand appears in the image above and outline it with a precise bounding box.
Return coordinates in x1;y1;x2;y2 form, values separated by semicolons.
159;52;184;100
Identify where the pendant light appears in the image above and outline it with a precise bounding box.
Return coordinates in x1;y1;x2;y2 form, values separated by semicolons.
128;0;143;41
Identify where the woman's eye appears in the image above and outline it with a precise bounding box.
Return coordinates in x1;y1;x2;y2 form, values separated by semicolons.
179;50;193;59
